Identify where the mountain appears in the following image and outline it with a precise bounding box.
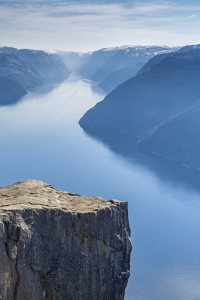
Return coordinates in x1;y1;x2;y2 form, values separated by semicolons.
136;52;175;76
0;47;70;105
137;101;200;170
0;47;70;80
79;47;117;79
178;44;200;52
0;76;27;105
137;44;200;76
98;62;145;94
17;49;69;79
0;46;17;54
54;51;92;72
80;45;179;83
79;48;200;170
0;53;44;89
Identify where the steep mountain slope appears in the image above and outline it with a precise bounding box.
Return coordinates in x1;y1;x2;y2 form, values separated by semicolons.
0;76;27;105
137;52;175;75
80;45;178;83
137;101;200;170
0;47;70;105
178;44;200;52
79;47;117;79
137;44;200;76
98;62;145;93
17;49;69;79
79;49;200;170
0;47;70;79
0;53;43;89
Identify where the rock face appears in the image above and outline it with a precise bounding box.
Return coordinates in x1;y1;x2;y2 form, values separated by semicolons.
0;180;132;300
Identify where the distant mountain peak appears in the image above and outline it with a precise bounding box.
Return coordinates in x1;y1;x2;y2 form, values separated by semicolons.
101;45;178;52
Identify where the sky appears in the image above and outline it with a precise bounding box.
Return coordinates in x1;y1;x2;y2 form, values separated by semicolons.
0;0;200;51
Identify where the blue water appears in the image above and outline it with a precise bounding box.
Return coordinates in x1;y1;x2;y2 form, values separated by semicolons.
1;74;200;299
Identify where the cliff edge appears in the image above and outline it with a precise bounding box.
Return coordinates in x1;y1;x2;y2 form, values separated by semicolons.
0;180;132;300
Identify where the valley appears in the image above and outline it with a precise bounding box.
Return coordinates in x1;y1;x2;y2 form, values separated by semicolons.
1;73;200;299
2;43;200;299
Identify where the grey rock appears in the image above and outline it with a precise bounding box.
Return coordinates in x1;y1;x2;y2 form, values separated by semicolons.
0;180;132;300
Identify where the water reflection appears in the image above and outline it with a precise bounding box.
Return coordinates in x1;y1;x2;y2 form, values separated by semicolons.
0;77;68;107
28;77;68;95
81;127;200;194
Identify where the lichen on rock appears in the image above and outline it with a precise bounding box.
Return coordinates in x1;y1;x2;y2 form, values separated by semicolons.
0;180;132;300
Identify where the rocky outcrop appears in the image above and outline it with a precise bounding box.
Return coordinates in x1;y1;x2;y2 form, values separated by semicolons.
0;180;132;300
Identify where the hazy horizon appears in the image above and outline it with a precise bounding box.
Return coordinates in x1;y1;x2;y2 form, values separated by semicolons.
0;44;182;53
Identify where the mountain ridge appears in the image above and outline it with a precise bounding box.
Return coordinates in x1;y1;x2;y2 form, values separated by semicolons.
79;47;200;171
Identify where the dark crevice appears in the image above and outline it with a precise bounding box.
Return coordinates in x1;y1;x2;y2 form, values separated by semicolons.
3;221;21;299
41;279;54;300
4;221;12;266
5;241;10;259
14;227;20;300
31;267;54;300
14;266;20;300
4;221;15;282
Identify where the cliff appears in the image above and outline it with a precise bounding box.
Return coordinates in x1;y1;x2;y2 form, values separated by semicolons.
0;180;132;300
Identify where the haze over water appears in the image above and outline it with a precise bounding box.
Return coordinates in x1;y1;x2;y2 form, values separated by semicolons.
1;74;200;299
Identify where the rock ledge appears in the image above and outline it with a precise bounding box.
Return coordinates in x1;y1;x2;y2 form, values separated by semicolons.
0;180;132;300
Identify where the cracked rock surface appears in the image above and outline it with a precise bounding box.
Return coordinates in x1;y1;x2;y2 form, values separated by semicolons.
0;180;132;300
